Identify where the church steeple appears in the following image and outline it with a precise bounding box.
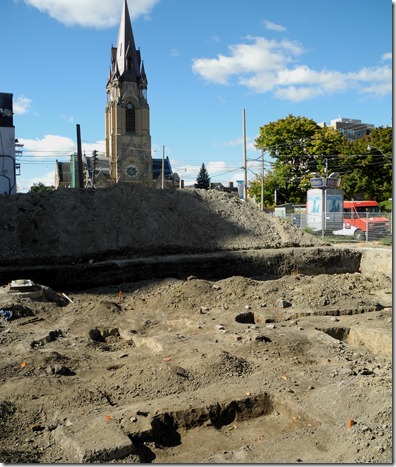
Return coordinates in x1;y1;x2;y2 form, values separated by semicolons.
115;0;141;83
105;0;152;187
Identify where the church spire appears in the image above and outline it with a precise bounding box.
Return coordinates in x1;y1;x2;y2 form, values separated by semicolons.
105;0;152;187
115;0;141;82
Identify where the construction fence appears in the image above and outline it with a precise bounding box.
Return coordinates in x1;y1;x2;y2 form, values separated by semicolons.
282;211;392;244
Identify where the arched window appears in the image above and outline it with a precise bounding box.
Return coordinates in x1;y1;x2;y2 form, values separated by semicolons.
126;102;135;132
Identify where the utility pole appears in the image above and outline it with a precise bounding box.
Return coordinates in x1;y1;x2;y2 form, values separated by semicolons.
76;124;84;189
161;145;165;189
242;108;247;201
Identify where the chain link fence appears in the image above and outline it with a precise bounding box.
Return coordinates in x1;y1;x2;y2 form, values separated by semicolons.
283;211;392;244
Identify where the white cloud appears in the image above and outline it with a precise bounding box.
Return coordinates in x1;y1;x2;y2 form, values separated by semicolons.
17;136;105;192
261;20;286;32
28;170;56;188
22;0;160;28
20;134;105;158
169;161;229;185
207;161;228;174
382;52;392;61
274;85;324;102
13;95;32;115
169;158;258;187
192;36;302;85
349;66;392;96
20;134;75;158
83;140;106;156
192;36;392;102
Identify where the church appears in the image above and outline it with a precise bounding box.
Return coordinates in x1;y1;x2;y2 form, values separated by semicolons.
104;0;152;186
55;0;179;189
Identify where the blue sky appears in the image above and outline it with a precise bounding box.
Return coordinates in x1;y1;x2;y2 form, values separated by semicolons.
1;0;392;192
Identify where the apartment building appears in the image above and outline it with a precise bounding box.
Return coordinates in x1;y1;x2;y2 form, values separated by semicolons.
319;117;374;142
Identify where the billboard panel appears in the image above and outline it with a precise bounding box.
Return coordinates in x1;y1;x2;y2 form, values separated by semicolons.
306;189;323;231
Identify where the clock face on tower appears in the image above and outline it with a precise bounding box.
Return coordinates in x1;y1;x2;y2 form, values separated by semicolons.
125;164;138;179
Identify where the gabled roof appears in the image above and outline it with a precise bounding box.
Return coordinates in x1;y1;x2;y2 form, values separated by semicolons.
152;156;173;180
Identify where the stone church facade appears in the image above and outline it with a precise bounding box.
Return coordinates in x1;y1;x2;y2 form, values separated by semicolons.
105;0;152;187
55;0;180;190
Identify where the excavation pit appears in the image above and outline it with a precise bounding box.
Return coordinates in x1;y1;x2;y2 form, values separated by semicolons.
317;326;351;341
0;246;364;290
0;184;392;464
121;392;321;464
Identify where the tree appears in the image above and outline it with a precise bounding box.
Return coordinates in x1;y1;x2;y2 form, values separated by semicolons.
248;170;288;208
252;115;392;206
195;163;210;189
29;183;55;193
337;126;392;202
253;115;348;205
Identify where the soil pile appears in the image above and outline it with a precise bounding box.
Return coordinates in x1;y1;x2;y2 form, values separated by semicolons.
0;184;322;266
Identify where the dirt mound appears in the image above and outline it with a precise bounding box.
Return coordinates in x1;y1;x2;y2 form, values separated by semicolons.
0;184;322;266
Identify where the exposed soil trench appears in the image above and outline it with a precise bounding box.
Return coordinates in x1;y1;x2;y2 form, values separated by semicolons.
0;246;392;464
0;187;392;463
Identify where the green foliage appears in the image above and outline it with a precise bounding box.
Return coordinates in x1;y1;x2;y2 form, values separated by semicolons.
29;182;55;193
248;173;278;207
255;114;319;158
378;199;392;212
195;163;210;189
337;127;392;202
253;115;344;205
253;115;392;205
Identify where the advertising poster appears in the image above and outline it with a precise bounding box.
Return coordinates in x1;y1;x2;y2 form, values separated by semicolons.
325;191;344;228
306;190;322;230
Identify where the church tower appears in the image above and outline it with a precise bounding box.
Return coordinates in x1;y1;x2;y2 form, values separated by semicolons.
105;0;152;186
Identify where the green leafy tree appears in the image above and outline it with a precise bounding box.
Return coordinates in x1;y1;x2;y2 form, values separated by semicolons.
253;115;348;205
195;163;210;189
338;127;392;201
29;182;55;193
248;170;290;208
252;115;391;205
307;125;349;175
